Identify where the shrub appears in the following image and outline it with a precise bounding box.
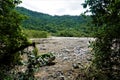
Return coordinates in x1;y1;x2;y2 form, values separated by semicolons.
24;30;49;38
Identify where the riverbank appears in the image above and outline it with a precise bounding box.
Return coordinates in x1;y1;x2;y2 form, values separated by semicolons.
31;37;94;80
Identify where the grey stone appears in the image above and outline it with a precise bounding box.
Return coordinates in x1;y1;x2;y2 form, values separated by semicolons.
72;63;79;69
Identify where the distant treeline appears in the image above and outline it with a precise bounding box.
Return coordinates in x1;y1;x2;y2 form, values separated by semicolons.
16;7;96;37
24;30;48;38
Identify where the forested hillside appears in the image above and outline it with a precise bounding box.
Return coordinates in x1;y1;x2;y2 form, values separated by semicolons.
16;7;93;37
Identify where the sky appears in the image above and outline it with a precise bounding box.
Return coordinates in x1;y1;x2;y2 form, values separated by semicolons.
19;0;87;16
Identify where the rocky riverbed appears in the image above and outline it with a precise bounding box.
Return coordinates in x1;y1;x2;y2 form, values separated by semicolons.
31;37;95;80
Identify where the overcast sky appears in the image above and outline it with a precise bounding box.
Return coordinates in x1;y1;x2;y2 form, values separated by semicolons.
19;0;87;16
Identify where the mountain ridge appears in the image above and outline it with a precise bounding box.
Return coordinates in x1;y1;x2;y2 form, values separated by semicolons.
16;7;92;37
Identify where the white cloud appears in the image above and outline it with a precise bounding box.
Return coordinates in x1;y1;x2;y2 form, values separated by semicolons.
19;0;86;16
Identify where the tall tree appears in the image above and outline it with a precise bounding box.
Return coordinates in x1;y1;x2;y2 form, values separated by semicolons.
83;0;120;79
0;0;29;65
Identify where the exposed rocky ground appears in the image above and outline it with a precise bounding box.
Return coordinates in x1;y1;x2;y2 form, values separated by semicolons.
30;37;95;80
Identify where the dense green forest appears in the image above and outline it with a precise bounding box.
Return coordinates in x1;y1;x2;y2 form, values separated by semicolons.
16;7;94;37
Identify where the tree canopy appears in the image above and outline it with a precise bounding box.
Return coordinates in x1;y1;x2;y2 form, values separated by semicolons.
0;0;29;65
83;0;120;79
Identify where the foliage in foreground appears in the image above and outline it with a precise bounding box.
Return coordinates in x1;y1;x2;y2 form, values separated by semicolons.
0;0;30;65
0;46;55;80
82;0;120;80
0;0;41;79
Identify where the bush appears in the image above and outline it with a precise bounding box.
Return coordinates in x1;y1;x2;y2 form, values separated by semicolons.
24;30;49;38
56;29;88;37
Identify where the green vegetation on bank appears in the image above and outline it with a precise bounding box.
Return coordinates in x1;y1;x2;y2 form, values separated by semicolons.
56;29;89;37
24;30;49;38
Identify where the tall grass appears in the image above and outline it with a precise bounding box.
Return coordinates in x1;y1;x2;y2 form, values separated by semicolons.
24;30;49;38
